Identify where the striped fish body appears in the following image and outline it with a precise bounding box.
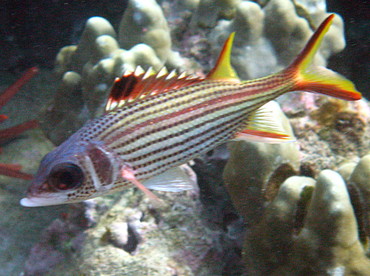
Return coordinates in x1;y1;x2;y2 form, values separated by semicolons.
92;76;292;181
21;15;361;207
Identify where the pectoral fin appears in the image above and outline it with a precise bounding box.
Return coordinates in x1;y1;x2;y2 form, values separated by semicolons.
142;165;197;192
121;165;164;207
121;164;197;207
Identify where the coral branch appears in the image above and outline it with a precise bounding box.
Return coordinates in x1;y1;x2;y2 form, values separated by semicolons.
0;163;34;180
0;114;8;123
0;67;39;108
0;120;39;144
0;67;39;180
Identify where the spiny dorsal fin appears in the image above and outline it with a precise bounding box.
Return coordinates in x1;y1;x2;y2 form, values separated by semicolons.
207;32;239;82
105;67;204;112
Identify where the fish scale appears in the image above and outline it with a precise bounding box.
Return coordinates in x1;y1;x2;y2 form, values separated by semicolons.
20;15;362;207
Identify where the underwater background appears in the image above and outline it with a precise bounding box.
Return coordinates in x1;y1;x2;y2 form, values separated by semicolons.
0;0;369;275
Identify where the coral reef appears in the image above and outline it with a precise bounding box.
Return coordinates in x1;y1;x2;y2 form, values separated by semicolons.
191;0;241;28
223;72;370;275
348;154;370;236
5;0;368;275
223;82;370;274
23;189;228;275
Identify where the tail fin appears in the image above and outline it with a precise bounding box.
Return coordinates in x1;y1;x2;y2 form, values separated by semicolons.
286;14;361;101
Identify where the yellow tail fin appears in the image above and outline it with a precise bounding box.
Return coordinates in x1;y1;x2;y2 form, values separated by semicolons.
286;14;361;101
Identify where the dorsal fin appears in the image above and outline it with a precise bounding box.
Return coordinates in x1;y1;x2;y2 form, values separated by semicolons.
105;67;204;112
207;32;239;82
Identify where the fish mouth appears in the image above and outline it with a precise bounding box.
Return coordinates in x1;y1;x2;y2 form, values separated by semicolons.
20;195;68;207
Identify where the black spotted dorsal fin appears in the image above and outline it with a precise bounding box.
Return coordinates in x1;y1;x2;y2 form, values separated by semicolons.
105;67;204;112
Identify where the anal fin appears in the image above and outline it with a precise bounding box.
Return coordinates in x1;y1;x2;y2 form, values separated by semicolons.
142;165;197;192
235;101;295;143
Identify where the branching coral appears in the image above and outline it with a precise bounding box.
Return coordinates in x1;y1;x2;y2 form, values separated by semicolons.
0;67;39;180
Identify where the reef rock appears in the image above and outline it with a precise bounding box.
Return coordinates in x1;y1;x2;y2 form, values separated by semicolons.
23;189;229;275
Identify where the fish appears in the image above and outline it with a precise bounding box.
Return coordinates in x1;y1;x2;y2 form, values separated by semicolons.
20;14;361;207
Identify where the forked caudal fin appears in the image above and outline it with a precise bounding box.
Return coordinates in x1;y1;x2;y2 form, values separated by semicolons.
286;14;362;101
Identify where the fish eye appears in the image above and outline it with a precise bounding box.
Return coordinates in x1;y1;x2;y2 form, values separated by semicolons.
48;163;84;191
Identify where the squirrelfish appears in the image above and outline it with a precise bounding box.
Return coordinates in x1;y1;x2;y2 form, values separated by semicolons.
21;15;361;207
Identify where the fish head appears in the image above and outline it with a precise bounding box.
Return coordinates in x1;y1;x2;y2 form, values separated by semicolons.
20;138;122;207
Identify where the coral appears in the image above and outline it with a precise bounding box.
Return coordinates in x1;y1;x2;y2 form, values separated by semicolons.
301;97;369;158
0;67;39;179
118;0;184;69
209;0;345;80
55;17;116;76
41;71;85;145
223;95;369;274
191;0;241;28
242;170;370;275
349;154;370;238
48;31;163;142
47;0;189;142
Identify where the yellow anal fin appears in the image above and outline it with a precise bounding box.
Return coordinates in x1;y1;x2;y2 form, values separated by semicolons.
207;32;240;82
235;101;295;144
235;129;292;143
